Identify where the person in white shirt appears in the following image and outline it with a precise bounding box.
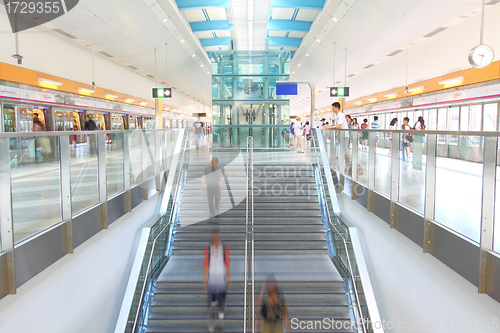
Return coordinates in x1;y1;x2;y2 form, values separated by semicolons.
293;117;304;153
327;102;348;130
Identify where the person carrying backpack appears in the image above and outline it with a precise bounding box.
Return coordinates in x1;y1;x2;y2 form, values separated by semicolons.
256;277;290;333
204;227;231;330
402;117;413;162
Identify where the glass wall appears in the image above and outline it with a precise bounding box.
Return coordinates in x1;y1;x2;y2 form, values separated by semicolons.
211;51;290;149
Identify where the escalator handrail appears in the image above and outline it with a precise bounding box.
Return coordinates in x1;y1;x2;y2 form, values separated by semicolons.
131;131;189;332
312;134;368;333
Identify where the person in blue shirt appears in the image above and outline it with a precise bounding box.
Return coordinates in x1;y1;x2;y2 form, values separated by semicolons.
289;121;294;146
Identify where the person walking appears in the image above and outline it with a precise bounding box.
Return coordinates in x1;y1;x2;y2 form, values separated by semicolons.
371;116;381;150
361;118;369;150
85;116;98;154
293;117;304;153
201;158;227;218
204;227;231;332
256;277;290;333
402;117;413;162
304;121;311;148
193;116;204;150
388;118;398;155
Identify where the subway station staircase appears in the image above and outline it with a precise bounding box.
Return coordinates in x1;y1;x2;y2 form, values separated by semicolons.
144;160;353;332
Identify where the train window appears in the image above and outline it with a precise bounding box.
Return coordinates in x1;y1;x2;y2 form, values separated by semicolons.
428;109;437;130
18;106;33;132
483;103;497;131
469;105;482;131
460;106;469;131
437;108;447;130
448;107;459;131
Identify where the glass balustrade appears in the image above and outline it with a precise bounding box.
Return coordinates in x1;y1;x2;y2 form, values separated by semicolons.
324;128;499;254
0;129;180;246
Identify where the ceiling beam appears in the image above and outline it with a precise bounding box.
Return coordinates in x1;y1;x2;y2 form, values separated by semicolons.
267;19;311;32
190;20;234;32
268;37;302;48
176;0;231;10
270;0;325;10
200;37;232;48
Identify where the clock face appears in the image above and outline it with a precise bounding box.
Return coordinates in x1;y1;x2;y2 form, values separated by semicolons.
469;44;495;68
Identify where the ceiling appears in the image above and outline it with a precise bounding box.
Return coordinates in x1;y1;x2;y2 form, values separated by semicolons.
2;0;500;112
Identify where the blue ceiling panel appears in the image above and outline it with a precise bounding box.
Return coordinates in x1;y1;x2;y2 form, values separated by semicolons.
267;19;311;32
268;37;302;48
270;0;325;10
190;20;234;33
176;0;231;10
200;37;232;48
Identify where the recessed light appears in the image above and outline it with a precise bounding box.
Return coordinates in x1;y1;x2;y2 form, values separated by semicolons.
201;64;204;67
163;18;168;23
192;54;196;57
316;39;320;42
332;17;338;22
298;64;301;66
306;54;310;57
180;39;185;43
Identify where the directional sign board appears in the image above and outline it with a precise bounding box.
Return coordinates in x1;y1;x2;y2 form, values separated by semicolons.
330;87;349;97
153;88;172;98
276;84;298;96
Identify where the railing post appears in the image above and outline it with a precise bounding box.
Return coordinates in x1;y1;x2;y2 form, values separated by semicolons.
423;134;437;253
141;130;149;200
59;135;73;254
338;131;345;192
479;136;497;293
0;137;16;295
97;133;108;229
352;130;358;183
390;132;400;228
367;131;376;212
123;132;132;213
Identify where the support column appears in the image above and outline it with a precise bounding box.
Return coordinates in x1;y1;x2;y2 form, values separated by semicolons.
156;99;163;130
479;136;497;293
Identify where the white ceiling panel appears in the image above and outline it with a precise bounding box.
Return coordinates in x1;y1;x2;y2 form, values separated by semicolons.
295;9;320;22
288;31;306;38
268;31;287;37
271;8;295;20
206;8;228;21
215;30;232;37
182;9;206;22
196;31;215;39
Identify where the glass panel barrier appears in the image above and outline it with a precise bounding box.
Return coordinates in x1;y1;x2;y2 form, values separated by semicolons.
374;130;391;197
129;130;142;185
358;129;369;186
399;130;426;214
10;135;61;243
435;135;482;243
71;133;99;215
107;133;125;198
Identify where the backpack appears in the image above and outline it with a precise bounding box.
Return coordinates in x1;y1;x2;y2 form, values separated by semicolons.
261;295;283;322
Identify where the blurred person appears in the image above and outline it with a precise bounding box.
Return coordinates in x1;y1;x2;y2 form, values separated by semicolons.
388;118;398;155
289;121;294;146
371;116;381;150
293;117;304;153
85;116;98;154
346;115;353;129
402;117;413;162
201;158;227;218
193;116;204;150
71;125;78;148
304;121;311;148
414;116;426;130
256;277;290;333
204;227;231;332
34;118;51;160
361;118;369;150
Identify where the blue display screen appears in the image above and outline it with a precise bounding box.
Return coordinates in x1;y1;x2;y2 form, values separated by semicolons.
276;84;298;96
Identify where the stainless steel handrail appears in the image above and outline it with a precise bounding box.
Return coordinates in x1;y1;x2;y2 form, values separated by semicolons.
244;137;250;333
324;128;500;137
312;135;368;333
250;137;255;333
131;132;189;332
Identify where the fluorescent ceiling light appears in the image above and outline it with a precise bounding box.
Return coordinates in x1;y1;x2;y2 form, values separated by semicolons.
384;92;397;99
78;87;95;93
355;101;362;105
125;98;135;103
38;78;62;86
408;86;424;93
140;102;148;106
439;76;464;86
368;98;377;103
105;93;118;99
